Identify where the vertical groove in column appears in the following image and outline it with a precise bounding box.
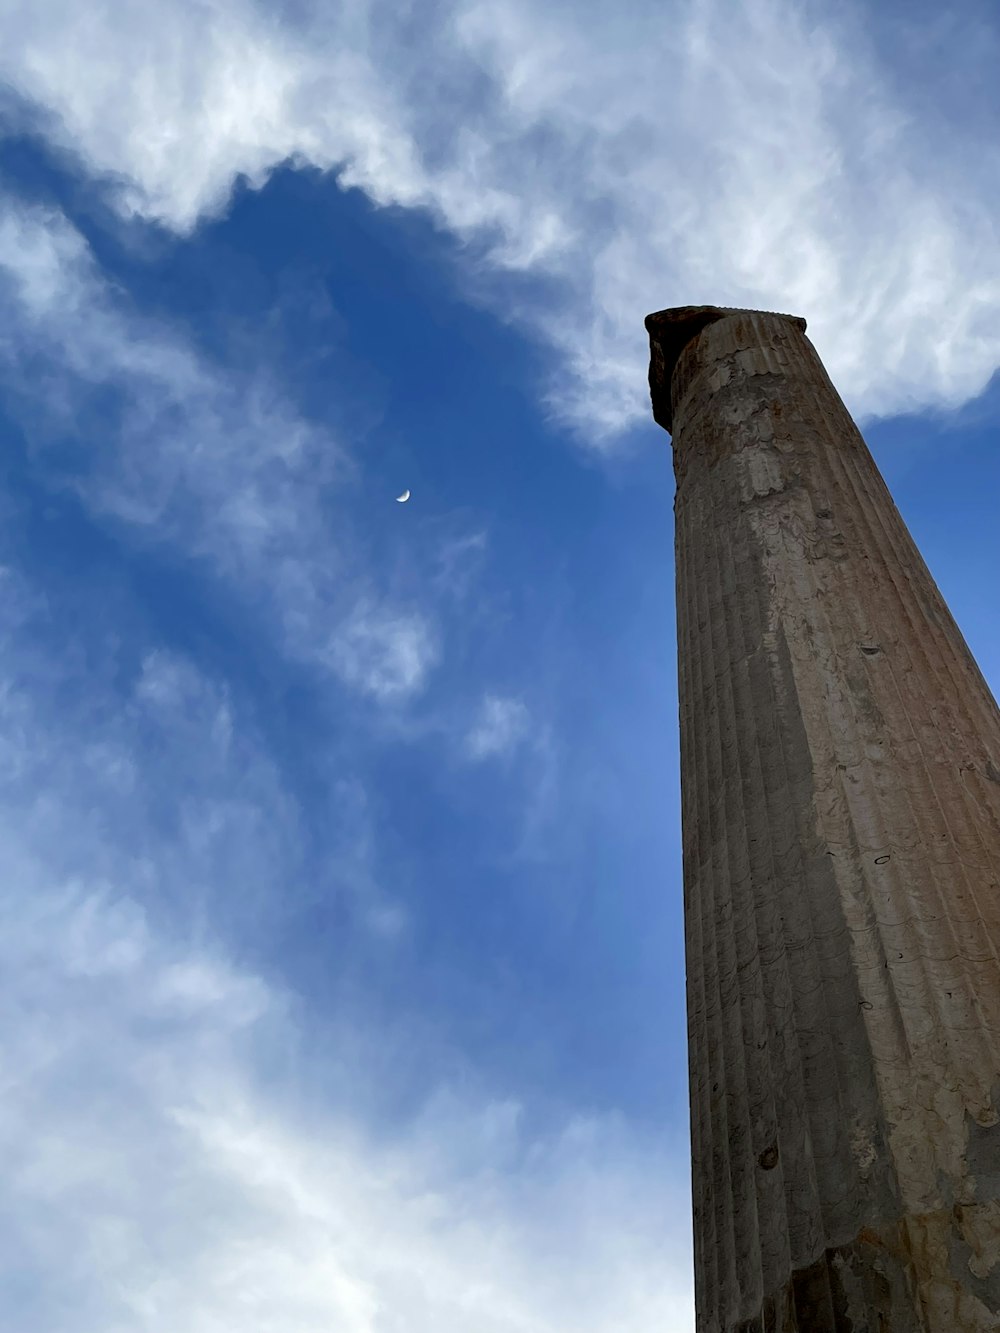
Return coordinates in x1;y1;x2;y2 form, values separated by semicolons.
711;444;780;1317
690;456;744;1324
703;466;756;1329
726;476;808;1301
675;471;719;1326
655;303;1000;1332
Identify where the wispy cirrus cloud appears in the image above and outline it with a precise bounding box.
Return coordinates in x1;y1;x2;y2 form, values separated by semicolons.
1;883;690;1333
2;0;999;440
466;693;530;760
329;599;440;704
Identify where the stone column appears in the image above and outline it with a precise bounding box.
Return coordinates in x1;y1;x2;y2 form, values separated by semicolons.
646;305;1000;1332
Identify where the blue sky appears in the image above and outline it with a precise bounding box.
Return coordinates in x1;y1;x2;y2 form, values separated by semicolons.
0;0;998;1329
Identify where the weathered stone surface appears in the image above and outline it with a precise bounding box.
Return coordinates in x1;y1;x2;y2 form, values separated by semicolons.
648;306;1000;1332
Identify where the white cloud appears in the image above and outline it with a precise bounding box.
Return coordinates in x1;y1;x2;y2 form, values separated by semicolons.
3;0;1000;439
0;877;691;1332
329;599;440;703
466;693;530;760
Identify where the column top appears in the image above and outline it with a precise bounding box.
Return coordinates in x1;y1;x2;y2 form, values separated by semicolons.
644;305;807;433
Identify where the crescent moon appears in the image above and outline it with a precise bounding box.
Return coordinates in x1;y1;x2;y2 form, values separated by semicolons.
396;489;410;503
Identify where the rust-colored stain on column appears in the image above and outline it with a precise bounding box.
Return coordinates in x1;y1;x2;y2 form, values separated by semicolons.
647;305;1000;1332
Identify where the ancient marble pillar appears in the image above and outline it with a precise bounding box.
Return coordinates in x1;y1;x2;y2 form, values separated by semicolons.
646;305;1000;1332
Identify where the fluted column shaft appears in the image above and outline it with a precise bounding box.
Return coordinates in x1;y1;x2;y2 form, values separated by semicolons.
647;306;1000;1332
